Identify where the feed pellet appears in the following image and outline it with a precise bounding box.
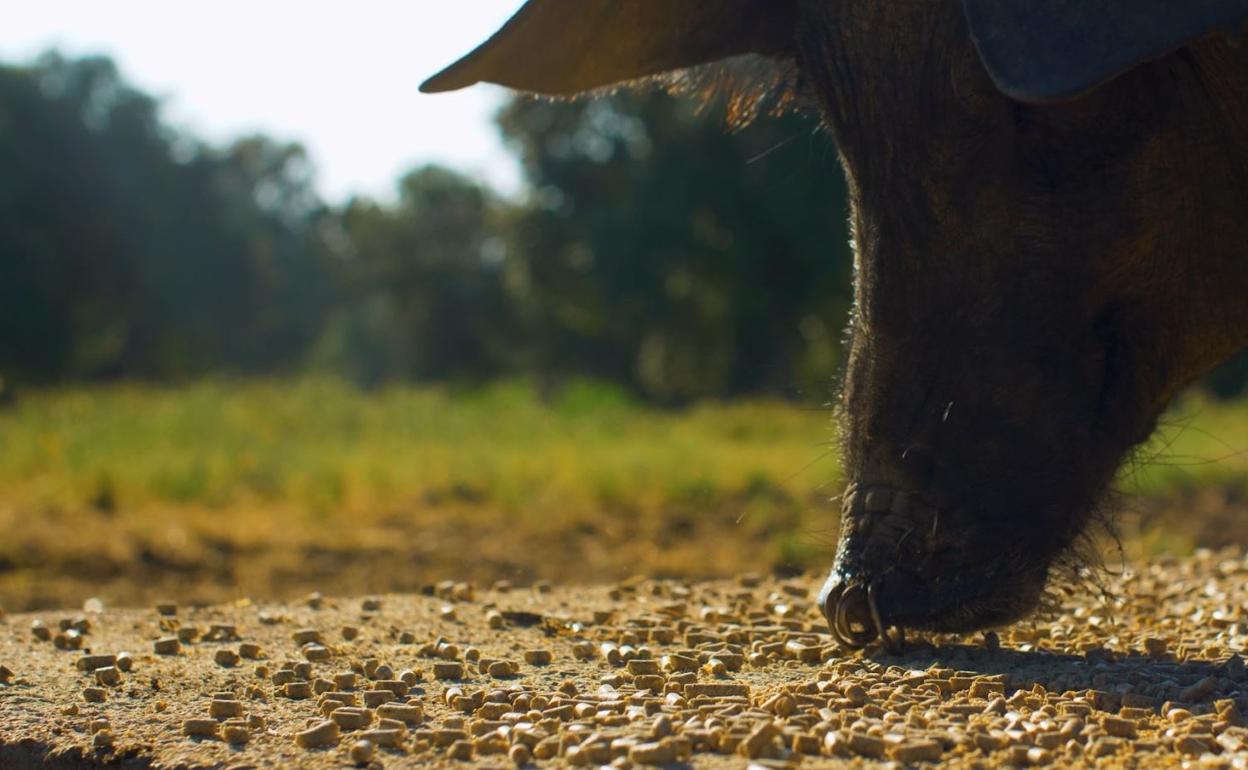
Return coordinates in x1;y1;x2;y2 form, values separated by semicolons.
7;549;1248;768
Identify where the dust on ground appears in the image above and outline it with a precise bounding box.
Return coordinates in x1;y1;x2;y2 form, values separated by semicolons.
4;549;1248;769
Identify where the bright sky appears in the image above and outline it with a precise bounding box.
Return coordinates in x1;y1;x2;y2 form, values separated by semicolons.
0;1;528;202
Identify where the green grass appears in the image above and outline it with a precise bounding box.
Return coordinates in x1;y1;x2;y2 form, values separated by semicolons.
0;377;1244;610
0;377;842;519
1118;395;1248;496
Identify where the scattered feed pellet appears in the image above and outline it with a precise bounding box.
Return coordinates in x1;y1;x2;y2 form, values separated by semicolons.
239;642;263;659
295;719;340;749
182;719;218;738
213;649;240;667
8;551;1248;768
222;723;251;744
81;687;106;703
153;636;180;655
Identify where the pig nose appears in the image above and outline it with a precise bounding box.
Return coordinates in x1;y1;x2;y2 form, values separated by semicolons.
818;576;880;648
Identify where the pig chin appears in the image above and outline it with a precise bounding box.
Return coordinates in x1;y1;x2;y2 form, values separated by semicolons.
817;483;1061;647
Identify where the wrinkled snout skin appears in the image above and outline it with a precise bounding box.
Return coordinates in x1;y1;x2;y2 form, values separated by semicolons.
800;0;1248;642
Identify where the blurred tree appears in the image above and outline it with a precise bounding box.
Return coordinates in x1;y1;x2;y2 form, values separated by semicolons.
0;53;331;381
497;91;853;403
316;166;521;385
3;52;1242;401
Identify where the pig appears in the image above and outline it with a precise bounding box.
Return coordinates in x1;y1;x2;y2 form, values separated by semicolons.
424;0;1248;646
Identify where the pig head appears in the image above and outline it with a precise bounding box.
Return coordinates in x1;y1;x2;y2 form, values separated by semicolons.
424;0;1248;645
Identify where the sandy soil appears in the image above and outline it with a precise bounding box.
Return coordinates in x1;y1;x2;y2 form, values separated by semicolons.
3;550;1248;769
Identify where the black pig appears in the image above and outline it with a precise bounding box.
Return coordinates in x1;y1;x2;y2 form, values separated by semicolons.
424;0;1248;646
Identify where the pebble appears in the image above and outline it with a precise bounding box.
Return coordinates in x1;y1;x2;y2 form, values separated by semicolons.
349;738;375;764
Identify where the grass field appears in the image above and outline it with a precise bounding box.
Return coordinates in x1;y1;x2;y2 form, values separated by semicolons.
0;377;1245;610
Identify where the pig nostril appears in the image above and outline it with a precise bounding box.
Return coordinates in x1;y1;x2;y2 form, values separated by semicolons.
829;583;879;648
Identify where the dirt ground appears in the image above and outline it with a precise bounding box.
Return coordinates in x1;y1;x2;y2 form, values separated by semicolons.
4;550;1248;769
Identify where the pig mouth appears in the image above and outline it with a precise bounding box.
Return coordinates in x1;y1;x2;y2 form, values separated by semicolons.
819;483;1048;649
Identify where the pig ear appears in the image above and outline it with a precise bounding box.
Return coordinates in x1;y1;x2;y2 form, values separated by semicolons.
420;0;797;96
963;0;1248;102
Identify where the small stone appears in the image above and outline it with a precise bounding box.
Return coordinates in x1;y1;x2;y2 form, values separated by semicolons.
82;687;107;703
350;739;376;764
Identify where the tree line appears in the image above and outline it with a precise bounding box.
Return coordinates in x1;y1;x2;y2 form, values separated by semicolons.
1;53;1243;402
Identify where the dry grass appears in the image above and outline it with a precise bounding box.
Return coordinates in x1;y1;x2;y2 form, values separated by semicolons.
0;378;1243;610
